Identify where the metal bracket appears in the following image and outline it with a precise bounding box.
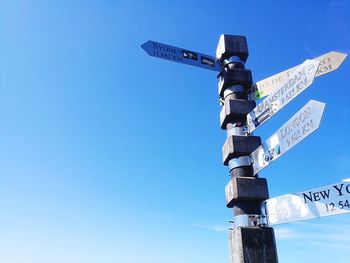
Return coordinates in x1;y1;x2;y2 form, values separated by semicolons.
226;84;246;93
229;202;269;228
248;84;258;100
260;201;269;226
228;220;235;231
223;85;245;99
228;156;252;171
233;214;268;228
244;126;250;136
245;112;255;135
218;84;245;104
224;56;245;65
227;127;246;137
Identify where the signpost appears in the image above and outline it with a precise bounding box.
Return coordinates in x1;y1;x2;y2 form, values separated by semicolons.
264;179;350;225
250;51;348;100
251;100;326;176
142;35;347;263
141;40;221;71
246;59;320;134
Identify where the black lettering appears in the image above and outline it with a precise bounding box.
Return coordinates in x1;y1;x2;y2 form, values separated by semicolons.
303;191;313;203
316;65;332;75
346;184;350;194
316;68;324;74
302;120;313;134
322;57;330;65
320;189;330;200
280;126;291;139
313;192;320;201
333;184;344;196
296;77;308;92
323;64;332;72
326;203;336;212
292;116;300;128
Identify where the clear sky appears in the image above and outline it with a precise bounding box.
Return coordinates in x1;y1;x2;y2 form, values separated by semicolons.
1;0;350;262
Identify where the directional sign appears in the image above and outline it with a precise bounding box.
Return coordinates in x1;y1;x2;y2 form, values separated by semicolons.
251;100;325;176
265;178;350;225
246;59;320;134
250;51;348;100
141;40;221;71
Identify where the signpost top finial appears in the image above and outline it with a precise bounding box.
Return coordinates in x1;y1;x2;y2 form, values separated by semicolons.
216;34;249;63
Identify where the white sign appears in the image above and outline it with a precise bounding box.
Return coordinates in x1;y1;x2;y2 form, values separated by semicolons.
251;51;348;100
265;179;350;225
247;59;320;134
251;100;325;176
141;40;221;71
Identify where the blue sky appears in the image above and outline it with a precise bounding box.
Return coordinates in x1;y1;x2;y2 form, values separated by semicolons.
0;0;350;262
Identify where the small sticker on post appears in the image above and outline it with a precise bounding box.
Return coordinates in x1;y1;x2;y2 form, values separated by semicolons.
182;50;198;60
201;56;215;67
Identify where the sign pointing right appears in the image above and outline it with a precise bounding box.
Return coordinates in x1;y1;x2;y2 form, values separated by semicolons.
246;59;320;134
251;51;348;100
251;99;326;176
265;178;350;225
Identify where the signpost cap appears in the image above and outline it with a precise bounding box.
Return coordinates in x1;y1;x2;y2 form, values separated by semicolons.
216;34;249;63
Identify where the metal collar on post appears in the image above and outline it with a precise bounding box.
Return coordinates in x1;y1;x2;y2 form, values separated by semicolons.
233;214;268;227
223;85;245;99
227;127;246;137
228;156;252;171
224;56;245;66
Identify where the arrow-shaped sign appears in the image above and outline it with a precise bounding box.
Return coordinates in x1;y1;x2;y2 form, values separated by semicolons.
251;99;325;176
264;178;350;225
246;59;320;134
250;51;348;100
141;40;221;71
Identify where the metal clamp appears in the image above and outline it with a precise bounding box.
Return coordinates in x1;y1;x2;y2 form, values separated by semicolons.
223;85;245;99
224;56;245;65
227;127;246;137
227;84;245;93
233;214;268;227
260;201;269;226
228;220;235;231
228;156;252;171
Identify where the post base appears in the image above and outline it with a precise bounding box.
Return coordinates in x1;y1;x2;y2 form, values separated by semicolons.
229;227;278;263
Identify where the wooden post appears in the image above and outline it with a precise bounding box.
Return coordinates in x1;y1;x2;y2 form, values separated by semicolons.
216;34;278;263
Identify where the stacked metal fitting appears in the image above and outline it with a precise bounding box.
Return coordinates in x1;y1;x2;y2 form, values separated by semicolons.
216;34;278;263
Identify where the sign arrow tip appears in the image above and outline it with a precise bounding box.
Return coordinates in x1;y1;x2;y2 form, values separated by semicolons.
140;41;151;53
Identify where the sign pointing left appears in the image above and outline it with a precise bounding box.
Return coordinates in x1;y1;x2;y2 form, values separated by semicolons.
141;40;221;71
